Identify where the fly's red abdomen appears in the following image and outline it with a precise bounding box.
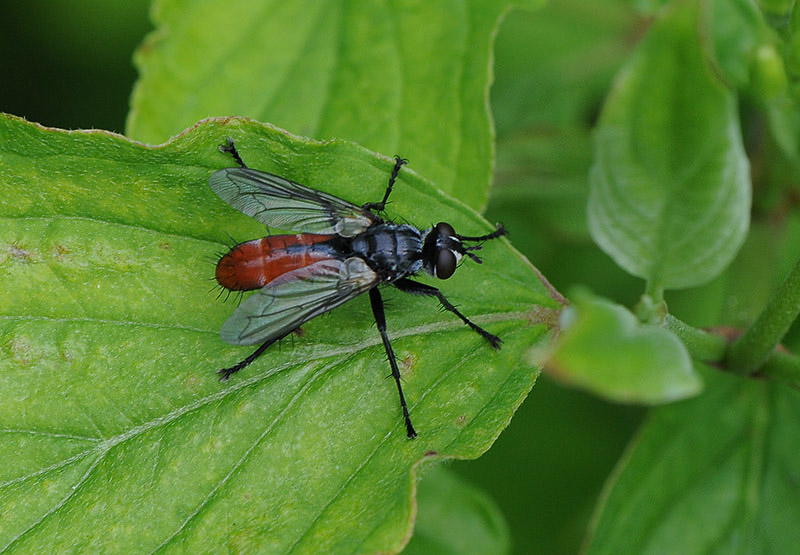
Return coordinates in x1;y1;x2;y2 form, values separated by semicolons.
216;234;337;291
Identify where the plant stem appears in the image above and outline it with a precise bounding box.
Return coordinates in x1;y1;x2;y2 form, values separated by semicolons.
758;350;800;390
727;257;800;375
644;279;664;305
665;316;800;391
664;315;727;362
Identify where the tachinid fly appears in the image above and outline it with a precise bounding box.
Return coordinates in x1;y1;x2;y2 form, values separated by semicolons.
210;138;506;438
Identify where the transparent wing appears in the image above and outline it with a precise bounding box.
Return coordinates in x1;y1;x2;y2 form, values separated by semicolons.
209;167;378;237
220;257;380;346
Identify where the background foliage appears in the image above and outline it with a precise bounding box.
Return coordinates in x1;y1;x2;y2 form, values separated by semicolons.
2;0;800;553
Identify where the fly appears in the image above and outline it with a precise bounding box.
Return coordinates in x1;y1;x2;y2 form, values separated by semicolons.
210;138;506;438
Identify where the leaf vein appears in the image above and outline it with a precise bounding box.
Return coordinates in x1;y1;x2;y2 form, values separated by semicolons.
150;359;336;553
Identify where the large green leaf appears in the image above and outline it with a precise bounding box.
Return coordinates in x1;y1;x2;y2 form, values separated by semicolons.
585;367;800;553
588;0;751;289
0;114;557;553
127;0;545;210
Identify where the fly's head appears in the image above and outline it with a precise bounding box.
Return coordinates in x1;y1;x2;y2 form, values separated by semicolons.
421;222;506;279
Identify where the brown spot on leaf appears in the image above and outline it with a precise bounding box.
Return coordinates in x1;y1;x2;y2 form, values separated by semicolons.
9;243;34;262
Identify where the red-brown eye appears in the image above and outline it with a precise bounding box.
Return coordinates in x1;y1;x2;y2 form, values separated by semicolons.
436;249;457;279
436;222;455;237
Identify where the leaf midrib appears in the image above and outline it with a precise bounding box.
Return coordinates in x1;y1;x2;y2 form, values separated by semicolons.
2;309;539;447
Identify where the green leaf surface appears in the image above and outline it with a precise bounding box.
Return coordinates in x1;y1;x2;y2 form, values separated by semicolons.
547;291;702;404
588;0;751;289
585;367;800;553
404;466;510;555
0;114;557;553
127;0;536;211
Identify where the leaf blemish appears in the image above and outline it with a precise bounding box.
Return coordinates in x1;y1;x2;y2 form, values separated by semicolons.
7;334;34;366
8;242;36;263
52;244;70;261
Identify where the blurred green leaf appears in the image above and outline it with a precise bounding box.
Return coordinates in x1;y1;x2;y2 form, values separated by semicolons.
0;2;151;133
0;114;557;552
547;290;702;403
756;0;796;22
585;367;800;553
127;0;541;210
490;123;646;306
494;128;593;242
492;0;635;134
763;93;800;165
706;0;800;165
629;0;671;15
588;0;751;289
667;215;800;330
708;0;766;89
404;466;510;555
453;374;645;554
488;1;644;308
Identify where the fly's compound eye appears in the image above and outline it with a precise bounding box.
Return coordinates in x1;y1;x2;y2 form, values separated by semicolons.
436;249;457;279
436;222;456;237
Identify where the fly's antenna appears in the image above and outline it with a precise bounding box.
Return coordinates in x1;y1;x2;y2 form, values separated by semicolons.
462;244;484;264
463;250;483;264
441;237;484;265
454;223;505;264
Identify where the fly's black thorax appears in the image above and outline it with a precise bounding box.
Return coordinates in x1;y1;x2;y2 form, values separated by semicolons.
349;224;424;281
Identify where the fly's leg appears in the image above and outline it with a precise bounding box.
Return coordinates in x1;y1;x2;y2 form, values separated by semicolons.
455;224;507;242
362;156;407;213
219;137;248;169
217;331;291;381
369;287;417;439
393;278;502;349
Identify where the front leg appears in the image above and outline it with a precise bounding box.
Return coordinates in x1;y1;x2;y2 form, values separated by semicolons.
362;156;407;213
219;137;248;168
393;278;502;349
